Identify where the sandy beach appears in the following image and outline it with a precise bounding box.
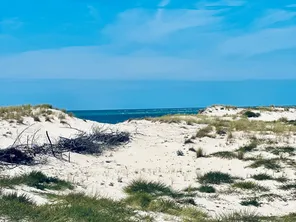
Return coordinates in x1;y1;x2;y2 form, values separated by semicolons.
1;105;296;221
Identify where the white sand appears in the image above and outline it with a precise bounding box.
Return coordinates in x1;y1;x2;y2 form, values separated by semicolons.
1;106;296;220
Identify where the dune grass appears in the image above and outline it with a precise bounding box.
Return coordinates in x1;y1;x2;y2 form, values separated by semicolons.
248;158;281;170
232;181;269;191
196;148;205;158
1;177;296;221
198;171;234;185
0;192;137;222
146;114;200;125
251;173;273;181
198;185;216;193
0;104;72;122
196;126;213;138
147;114;296;135
0;171;73;191
210;151;238;159
240;198;261;207
251;173;288;183
124;179;184;198
279;183;296;191
237;140;258;153
268;213;296;222
123;180;208;221
147;199;206;218
243;110;261;118
265;146;296;156
1;192;35;205
2;191;294;222
217;210;260;221
183;186;200;193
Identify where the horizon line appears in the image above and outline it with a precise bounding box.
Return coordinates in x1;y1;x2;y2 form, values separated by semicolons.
1;78;296;82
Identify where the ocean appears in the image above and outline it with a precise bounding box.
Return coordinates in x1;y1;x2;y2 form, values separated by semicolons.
71;108;202;124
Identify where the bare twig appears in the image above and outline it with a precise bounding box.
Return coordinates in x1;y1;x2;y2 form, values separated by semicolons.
46;131;56;158
11;124;35;147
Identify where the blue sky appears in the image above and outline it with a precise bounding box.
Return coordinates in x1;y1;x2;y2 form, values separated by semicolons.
0;0;296;109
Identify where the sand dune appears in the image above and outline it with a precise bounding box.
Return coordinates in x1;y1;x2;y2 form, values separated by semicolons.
1;105;296;221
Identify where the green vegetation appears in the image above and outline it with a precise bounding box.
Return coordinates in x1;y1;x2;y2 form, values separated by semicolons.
1;176;296;221
237;151;245;160
275;176;288;183
177;150;184;156
196;148;205;158
259;193;286;202
148;114;296;134
0;104;33;120
0;171;73;191
1;192;35;205
124;179;183;198
45;116;51;122
232;181;269;191
123;180;208;221
252;173;273;181
146;114;200;125
253;106;275;112
0;104;72;122
35;104;53;109
248;158;281;170
252;173;288;182
240;198;261;207
0;192;137;222
237;141;258;153
32;115;41;122
198;185;216;193
124;192;153;209
58;113;66;120
140;198;206;219
183;186;199;193
60;120;68;125
279;183;296;191
210;151;238;159
243;110;261;118
270;213;296;222
265;146;296;156
196;125;213;138
198;171;234;185
217;210;260;221
184;138;194;144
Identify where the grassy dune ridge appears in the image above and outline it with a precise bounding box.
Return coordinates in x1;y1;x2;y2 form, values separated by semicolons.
1;173;296;221
1;104;296;221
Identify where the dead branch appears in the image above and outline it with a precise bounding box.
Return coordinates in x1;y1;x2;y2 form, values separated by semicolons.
1;127;130;167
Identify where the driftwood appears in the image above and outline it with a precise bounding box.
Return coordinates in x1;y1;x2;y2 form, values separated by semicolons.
0;127;131;167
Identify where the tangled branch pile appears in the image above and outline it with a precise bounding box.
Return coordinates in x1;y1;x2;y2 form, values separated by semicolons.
57;130;130;154
0;128;131;166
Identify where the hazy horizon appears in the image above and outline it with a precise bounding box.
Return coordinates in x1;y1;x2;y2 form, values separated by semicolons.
1;79;295;110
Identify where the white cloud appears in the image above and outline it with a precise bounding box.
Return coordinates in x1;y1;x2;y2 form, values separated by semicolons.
87;5;100;21
196;0;245;8
0;45;295;80
254;9;296;28
220;26;296;56
1;1;296;81
158;0;170;7
287;4;296;8
0;18;23;32
102;8;222;43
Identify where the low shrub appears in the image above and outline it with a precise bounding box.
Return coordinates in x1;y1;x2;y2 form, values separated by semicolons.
198;171;234;185
198;185;216;193
243;111;261;118
196;126;213;138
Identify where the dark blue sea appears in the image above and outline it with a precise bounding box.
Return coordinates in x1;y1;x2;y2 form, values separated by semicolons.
71;108;202;124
